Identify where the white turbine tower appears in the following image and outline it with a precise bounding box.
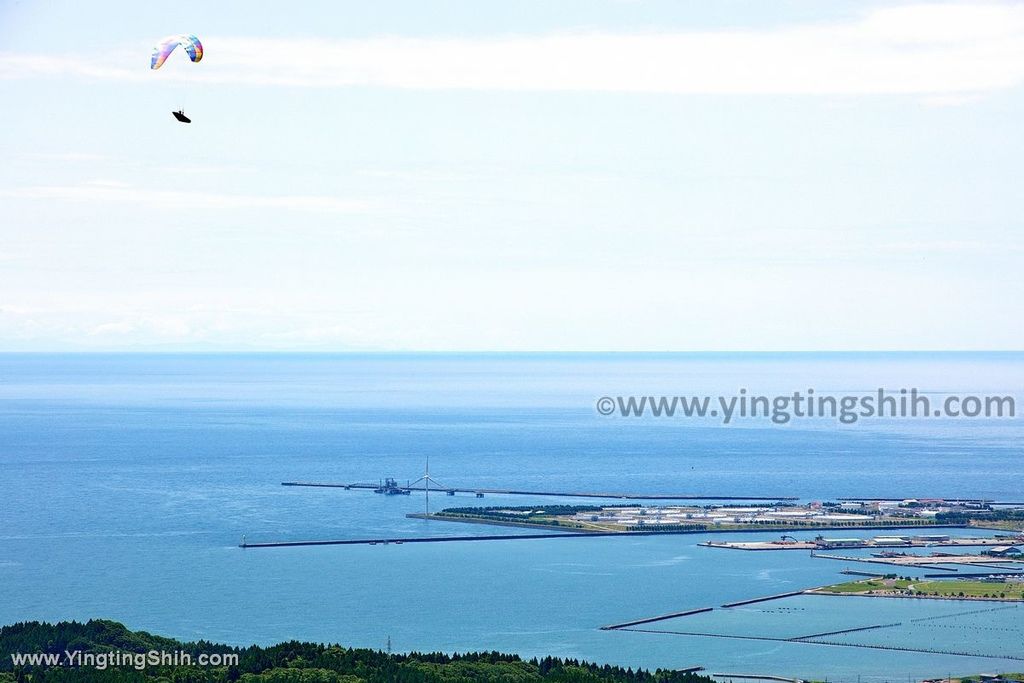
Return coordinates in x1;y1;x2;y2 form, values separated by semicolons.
407;456;449;514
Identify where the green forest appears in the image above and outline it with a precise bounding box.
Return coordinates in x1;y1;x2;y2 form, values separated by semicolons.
1;620;713;683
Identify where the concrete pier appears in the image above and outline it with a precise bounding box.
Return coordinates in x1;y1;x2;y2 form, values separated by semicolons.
720;590;806;608
239;528;723;548
281;481;798;501
600;608;714;630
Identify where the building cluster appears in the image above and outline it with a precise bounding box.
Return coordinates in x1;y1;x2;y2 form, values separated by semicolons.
569;499;1016;528
572;504;876;527
812;533;953;549
828;498;993;518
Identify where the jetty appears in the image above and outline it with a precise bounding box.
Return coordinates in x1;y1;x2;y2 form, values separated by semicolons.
600;608;714;631
719;590;806;608
242;532;588;547
239;528;745;548
281;481;797;501
600;589;808;631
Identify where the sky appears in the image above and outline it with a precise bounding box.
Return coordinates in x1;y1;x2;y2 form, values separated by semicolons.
1;0;1022;351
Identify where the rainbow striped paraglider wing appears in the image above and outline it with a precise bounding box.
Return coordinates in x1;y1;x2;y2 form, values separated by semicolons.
151;34;203;70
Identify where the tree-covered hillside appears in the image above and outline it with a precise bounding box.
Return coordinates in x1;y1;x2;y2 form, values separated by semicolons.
1;620;713;683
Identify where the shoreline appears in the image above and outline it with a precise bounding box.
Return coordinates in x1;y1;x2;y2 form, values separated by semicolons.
413;512;968;536
805;589;1024;603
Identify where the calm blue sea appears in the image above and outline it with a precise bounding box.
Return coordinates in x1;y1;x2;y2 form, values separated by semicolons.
1;353;1022;680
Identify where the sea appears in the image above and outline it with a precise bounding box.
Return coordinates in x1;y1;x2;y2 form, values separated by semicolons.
1;353;1022;681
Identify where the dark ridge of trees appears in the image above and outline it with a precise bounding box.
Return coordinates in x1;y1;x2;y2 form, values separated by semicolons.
936;509;1024;525
1;620;715;683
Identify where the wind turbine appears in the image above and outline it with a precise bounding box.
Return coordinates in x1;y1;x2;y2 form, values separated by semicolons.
407;456;449;514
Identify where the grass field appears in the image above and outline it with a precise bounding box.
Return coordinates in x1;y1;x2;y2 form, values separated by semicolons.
817;577;1024;600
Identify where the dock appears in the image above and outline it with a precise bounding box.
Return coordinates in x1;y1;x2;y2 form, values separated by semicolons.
840;569;887;577
811;553;957;570
813;552;1023;570
281;481;798;501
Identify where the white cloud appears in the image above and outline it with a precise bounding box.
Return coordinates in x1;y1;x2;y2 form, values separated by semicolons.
1;182;371;214
2;4;1024;96
0;53;138;81
3;256;1023;350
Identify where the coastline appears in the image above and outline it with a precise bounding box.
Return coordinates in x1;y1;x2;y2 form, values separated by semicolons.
411;512;969;536
805;590;1024;603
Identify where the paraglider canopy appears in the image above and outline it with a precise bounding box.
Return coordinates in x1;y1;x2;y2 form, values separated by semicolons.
151;34;203;70
151;35;202;124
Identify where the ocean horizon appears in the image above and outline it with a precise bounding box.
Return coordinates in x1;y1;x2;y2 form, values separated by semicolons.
2;352;1022;680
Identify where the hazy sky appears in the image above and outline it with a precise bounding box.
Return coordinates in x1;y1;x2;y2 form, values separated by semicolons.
1;1;1022;351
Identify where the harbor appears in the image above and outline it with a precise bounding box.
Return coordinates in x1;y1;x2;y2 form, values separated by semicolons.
250;472;1024;672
